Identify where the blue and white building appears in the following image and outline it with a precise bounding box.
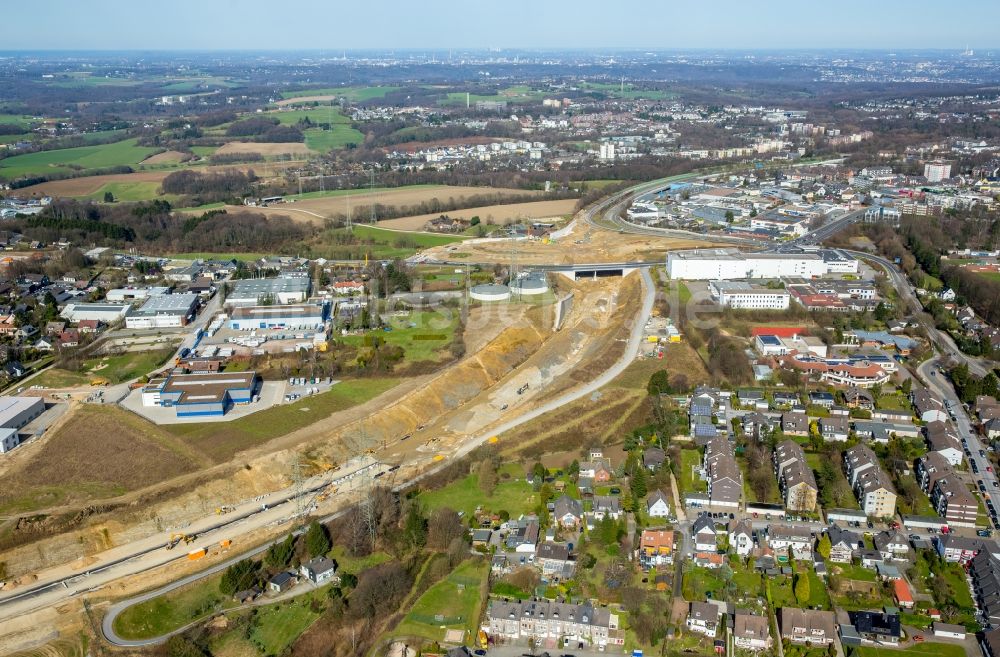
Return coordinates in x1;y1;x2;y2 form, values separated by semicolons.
141;371;258;417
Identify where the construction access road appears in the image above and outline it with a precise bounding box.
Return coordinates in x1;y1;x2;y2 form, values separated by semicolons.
0;268;655;646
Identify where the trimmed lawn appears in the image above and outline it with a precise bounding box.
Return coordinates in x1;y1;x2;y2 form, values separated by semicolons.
164;378;399;462
831;562;877;582
341;310;460;363
113;572;231;640
248;591;324;655
679;447;706;494
0;138;160;179
417;468;537;518
851;644;967;657
875;394;911;411
682;566;725;601
326;545;391;575
392;558;488;642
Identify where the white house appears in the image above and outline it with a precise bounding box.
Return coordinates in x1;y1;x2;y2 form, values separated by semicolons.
729;519;754;557
646;490;671;519
688;602;722;637
767;525;813;560
693;516;719;552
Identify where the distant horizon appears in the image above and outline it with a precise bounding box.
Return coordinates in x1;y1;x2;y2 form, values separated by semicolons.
4;0;1000;51
1;47;999;54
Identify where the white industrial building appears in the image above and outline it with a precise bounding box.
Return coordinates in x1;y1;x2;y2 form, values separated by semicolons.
125;293;200;329
60;303;132;323
709;281;790;310
228;303;326;330
0;396;45;454
227;276;310;306
106;286;170;303
666;248;857;280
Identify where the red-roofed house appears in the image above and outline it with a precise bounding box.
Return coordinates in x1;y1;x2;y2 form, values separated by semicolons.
893;579;913;608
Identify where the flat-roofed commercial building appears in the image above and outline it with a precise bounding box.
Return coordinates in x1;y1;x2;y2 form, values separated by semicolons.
60;303;131;323
141;371;258;417
227;276;310;306
125;293;200;329
0;396;45;454
667;248;858;280
709;280;790;310
228;303;326;330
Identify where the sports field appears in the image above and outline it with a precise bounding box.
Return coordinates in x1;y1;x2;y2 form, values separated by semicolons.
0;138;160;179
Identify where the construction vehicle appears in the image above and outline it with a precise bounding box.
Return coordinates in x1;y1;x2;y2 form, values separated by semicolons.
166;533;196;550
187;548;207;560
433;454;445;462
219;539;232;549
488;436;499;444
478;630;488;650
89;377;110;387
215;505;235;515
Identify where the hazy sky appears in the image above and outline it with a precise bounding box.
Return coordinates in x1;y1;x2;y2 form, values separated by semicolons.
4;0;998;51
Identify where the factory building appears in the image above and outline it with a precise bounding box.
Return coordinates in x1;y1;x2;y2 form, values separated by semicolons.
124;293;200;329
228;303;326;330
667;248;858;280
141;371;258;417
227;276;310;306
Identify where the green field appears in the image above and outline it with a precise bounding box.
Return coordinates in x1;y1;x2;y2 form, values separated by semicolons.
975;271;1000;283
304;125;363;152
281;86;401;101
439;85;545;106
190;145;218;158
0;138;160;179
30;347;178;389
417;463;537;518
315;224;467;261
578;81;677;101
341;310;460;363
0;114;38;128
288;184;444;202
112;572;231;640
391;558;488;641
266;107;353;126
247;591;324;655
164;378;399;462
851;644;966;657
0;133;33;144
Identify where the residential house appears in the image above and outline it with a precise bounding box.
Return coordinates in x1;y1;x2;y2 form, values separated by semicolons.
931;475;978;527
591;496;622;521
873;531;910;561
487;599;623;647
912;388;948;423
820;416;850;442
970;550;1000;626
844;387;875;410
827;526;862;564
646;490;671;519
782;411;809;436
300;557;337;584
733;612;773;651
773;439;818;512
926;421;963;466
536;542;576;580
579;460;613;483
849;610;901;645
637;529;675;569
693;515;719;552
772;391;801;408
552;495;583;529
705;435;743;510
767;524;813;560
505;518;540;556
844;444;897;518
871;408;914;423
687;601;722;637
780;608;837;645
936;534;999;564
643;447;666;471
693;552;726;569
916;451;953;493
729;518;755;557
809;391;836;408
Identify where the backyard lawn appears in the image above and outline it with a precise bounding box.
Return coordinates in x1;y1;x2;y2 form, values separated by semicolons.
248;591;325;655
851;643;966;657
390;558;488;642
679;447;706;494
417;464;537;518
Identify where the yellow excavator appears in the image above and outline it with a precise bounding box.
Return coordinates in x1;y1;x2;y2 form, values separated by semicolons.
166;533;196;550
